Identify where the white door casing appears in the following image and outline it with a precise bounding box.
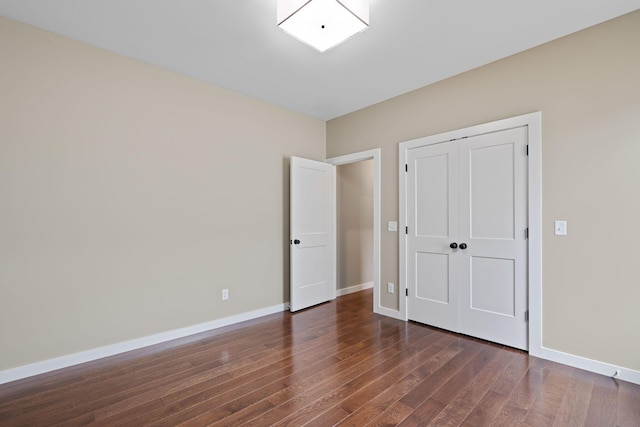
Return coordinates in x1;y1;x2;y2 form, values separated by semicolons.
326;149;386;318
290;156;336;312
405;126;529;350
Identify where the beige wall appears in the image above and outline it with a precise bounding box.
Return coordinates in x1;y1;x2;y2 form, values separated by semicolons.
0;17;325;371
337;160;373;290
327;10;640;371
2;10;639;377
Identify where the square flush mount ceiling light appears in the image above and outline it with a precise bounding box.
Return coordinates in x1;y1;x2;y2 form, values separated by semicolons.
277;0;369;52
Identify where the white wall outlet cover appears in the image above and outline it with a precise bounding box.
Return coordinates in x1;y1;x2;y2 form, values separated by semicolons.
555;220;567;236
387;282;394;293
388;221;398;232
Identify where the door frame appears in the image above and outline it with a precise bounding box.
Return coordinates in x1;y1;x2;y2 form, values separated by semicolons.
399;112;542;354
326;149;387;317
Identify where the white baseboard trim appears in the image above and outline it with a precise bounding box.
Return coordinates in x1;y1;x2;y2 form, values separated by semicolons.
6;302;637;388
0;303;287;385
374;305;405;321
336;282;373;297
533;345;640;385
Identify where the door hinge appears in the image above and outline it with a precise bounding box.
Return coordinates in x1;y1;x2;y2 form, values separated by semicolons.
526;145;529;156
525;310;529;322
405;226;408;235
406;288;408;297
525;228;529;239
405;164;408;172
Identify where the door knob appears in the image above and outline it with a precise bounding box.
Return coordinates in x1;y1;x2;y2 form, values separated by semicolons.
293;239;301;245
449;242;458;249
459;243;468;250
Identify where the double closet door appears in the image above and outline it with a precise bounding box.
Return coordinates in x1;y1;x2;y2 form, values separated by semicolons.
406;127;528;350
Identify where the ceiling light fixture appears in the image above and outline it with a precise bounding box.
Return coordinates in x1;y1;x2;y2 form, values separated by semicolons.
277;0;369;52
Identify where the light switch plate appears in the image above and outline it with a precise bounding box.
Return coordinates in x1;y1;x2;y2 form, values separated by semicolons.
555;220;567;236
388;221;398;232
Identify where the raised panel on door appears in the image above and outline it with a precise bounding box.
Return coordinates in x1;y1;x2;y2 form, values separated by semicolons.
407;141;459;331
290;157;335;312
458;127;528;350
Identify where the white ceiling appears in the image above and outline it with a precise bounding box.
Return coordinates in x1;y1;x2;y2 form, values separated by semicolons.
1;0;639;120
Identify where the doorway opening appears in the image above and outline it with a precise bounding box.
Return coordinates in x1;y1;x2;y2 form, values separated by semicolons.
327;149;383;315
336;160;374;296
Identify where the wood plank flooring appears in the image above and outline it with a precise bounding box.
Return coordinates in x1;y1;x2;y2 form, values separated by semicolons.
1;289;638;426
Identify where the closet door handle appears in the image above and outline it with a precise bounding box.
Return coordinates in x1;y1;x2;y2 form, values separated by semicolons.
293;239;301;245
459;243;468;250
449;242;458;249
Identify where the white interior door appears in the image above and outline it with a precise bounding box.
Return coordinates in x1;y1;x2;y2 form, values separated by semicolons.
290;156;335;312
407;141;459;331
458;127;528;349
406;127;528;350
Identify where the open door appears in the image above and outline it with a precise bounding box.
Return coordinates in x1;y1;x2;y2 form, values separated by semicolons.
290;157;336;312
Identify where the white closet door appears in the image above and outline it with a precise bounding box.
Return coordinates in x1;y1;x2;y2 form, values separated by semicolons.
406;141;460;331
458;127;528;350
406;126;529;350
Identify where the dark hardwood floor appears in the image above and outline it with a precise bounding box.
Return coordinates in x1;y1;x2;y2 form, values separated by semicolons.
1;290;639;426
